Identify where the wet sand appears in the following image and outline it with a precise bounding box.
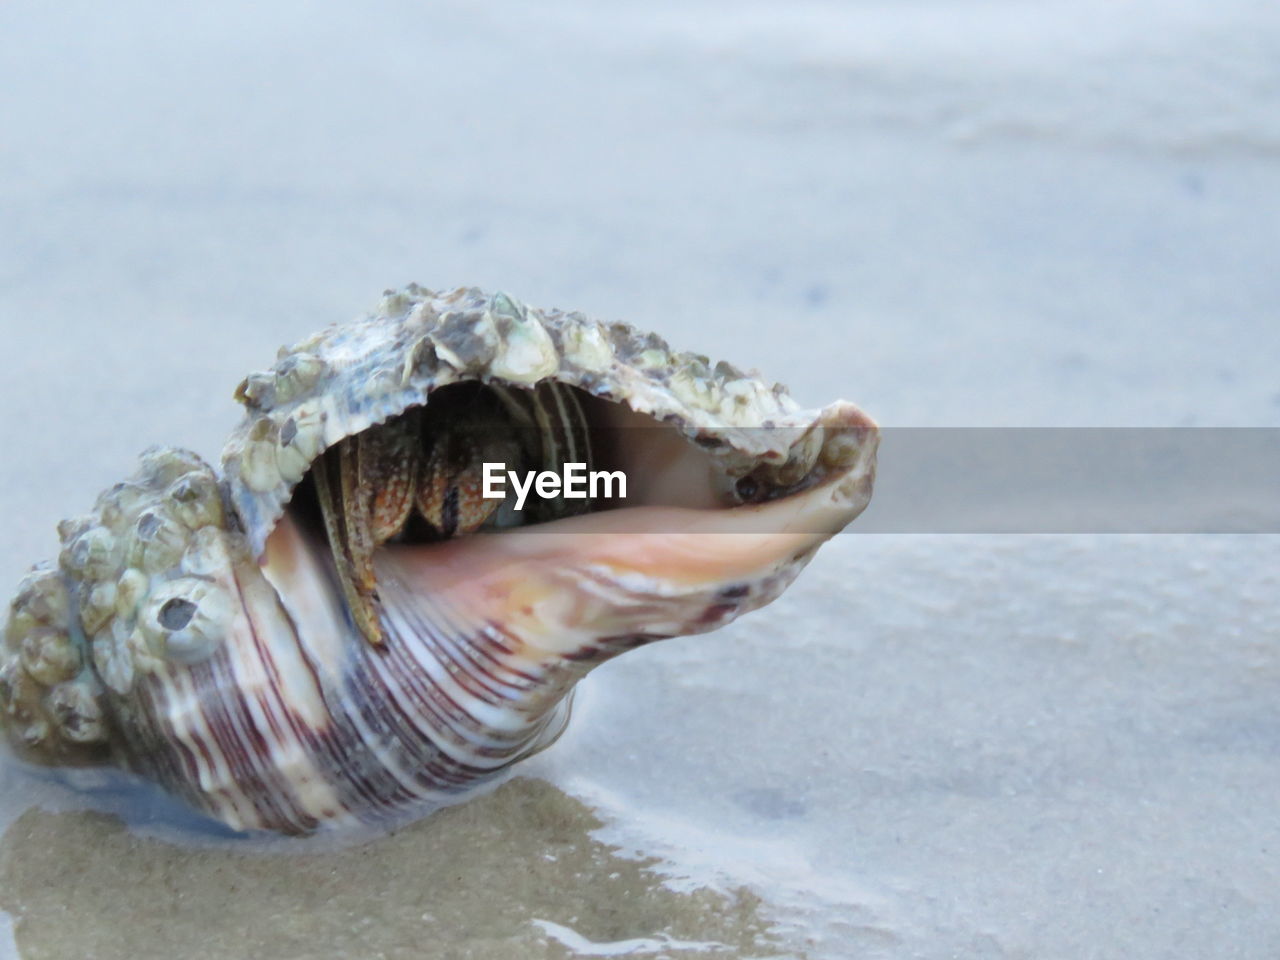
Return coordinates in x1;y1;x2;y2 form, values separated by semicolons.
0;778;782;960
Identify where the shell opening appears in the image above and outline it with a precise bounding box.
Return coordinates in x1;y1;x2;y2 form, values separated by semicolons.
266;380;877;664
279;382;872;556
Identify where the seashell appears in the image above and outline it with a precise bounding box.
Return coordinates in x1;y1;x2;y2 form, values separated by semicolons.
0;286;878;834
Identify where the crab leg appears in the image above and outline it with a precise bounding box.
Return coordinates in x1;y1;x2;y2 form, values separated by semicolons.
313;416;423;647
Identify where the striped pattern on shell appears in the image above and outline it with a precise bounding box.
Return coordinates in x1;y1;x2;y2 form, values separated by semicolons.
0;286;878;834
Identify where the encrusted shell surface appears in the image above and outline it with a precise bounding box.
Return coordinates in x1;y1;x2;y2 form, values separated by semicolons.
224;286;823;555
0;286;878;834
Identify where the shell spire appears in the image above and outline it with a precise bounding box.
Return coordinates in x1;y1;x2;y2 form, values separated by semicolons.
0;286;877;833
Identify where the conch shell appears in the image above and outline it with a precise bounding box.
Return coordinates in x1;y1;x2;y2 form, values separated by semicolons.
0;286;877;834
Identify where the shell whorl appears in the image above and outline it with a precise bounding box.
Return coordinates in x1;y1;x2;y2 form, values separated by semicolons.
1;448;229;767
0;286;878;834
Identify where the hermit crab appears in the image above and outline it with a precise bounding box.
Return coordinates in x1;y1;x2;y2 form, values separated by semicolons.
0;286;877;834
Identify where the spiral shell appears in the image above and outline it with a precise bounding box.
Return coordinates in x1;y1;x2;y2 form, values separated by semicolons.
0;286;877;833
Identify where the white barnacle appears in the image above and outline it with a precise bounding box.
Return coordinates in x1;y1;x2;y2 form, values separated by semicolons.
238;417;285;493
12;565;59;613
166;470;225;531
430;308;499;372
94;621;135;696
274;402;326;484
489;300;559;384
19;626;80;687
560;313;614;373
60;526;118;583
140;579;233;664
401;335;440;386
114;568;150;622
47;681;106;744
668;364;719;412
127;510;189;575
273;352;328;404
79;581;117;636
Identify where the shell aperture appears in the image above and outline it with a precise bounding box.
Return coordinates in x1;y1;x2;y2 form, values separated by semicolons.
0;286;877;833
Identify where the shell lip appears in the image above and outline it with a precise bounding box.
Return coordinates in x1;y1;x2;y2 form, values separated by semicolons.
536;398;879;537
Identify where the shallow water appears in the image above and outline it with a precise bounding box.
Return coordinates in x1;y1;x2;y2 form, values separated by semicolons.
2;0;1278;957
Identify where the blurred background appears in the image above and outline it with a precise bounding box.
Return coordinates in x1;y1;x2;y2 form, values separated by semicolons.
1;1;1277;957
